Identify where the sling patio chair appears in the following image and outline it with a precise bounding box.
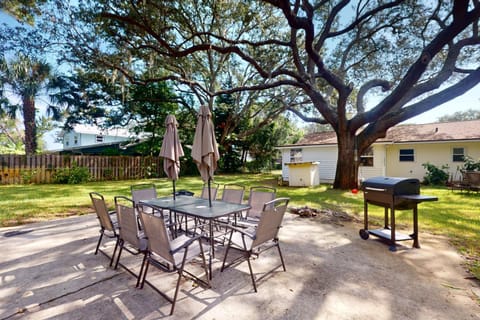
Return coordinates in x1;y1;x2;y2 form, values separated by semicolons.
131;183;157;213
137;203;210;315
89;192;119;266
131;183;176;232
221;197;289;292
235;186;276;228
200;182;220;200
113;196;148;285
214;184;246;238
220;184;245;204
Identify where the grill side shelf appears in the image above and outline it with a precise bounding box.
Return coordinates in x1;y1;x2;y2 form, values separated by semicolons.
395;195;438;203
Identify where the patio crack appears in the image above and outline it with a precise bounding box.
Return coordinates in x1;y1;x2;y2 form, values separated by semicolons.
2;273;122;320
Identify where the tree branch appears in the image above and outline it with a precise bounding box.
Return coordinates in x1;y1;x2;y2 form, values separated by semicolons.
287;106;329;124
364;3;480;122
356;79;391;113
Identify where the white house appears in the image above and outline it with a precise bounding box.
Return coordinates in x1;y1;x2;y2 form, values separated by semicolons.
60;124;132;150
278;120;480;184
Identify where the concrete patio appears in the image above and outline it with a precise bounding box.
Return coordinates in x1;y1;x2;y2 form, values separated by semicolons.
1;213;479;319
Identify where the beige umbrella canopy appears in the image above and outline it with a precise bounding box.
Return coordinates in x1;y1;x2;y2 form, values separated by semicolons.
191;105;220;206
159;115;184;198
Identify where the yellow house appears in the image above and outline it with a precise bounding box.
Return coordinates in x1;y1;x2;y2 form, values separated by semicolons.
278;120;480;184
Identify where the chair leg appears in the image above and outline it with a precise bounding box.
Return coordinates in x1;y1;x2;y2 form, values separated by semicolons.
139;260;150;289
245;252;257;292
95;231;104;255
113;241;124;269
198;240;210;285
221;232;234;272
109;238;120;267
136;252;148;288
276;242;286;271
170;247;189;315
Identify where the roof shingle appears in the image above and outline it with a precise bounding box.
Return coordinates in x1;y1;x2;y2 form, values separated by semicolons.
287;119;480;147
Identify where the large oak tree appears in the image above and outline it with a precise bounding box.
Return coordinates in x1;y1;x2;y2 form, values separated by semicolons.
46;0;480;188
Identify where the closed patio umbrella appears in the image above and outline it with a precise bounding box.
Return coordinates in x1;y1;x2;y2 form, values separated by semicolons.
192;105;220;207
159;115;184;199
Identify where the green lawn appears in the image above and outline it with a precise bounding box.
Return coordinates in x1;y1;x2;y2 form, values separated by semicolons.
1;172;479;278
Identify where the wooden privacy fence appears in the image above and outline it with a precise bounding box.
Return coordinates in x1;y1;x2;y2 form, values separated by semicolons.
0;154;162;184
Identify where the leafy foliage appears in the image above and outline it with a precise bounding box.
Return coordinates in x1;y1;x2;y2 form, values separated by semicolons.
462;155;480;171
422;162;450;185
438;109;480;122
0;0;47;25
37;0;479;189
0;116;24;154
3;1;478;186
52;163;90;184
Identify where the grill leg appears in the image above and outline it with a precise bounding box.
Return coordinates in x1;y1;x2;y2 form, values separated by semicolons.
364;202;369;230
389;206;397;252
412;206;420;248
384;207;389;229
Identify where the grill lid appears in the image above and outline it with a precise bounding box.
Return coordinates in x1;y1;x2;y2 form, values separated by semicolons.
362;176;420;195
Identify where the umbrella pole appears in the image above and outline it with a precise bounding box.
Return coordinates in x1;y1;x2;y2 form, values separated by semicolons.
173;179;176;200
208;178;212;207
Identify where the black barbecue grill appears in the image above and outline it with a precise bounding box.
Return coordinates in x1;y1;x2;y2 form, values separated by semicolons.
359;176;438;251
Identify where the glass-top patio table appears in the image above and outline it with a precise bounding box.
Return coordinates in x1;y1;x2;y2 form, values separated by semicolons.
141;195;251;278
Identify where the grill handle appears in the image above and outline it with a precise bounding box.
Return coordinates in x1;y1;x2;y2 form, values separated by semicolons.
364;187;387;192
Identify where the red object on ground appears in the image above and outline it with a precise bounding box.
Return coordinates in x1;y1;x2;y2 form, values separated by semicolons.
352;188;358;194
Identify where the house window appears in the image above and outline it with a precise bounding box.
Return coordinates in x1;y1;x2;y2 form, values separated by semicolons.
290;148;302;163
96;135;104;143
74;135;78;144
359;147;374;166
452;147;465;162
399;148;415;162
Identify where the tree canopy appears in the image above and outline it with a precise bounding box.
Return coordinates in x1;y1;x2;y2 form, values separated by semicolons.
0;0;47;24
437;108;480;122
7;1;479;186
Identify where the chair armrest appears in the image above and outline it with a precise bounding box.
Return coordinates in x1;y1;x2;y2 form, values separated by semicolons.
225;224;256;240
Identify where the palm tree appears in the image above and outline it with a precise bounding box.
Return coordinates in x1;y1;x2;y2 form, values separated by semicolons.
0;54;58;154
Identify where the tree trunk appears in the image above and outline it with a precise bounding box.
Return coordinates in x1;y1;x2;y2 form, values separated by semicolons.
333;131;359;189
23;96;37;155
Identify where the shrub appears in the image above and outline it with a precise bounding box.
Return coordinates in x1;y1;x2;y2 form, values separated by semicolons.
53;164;91;184
20;170;37;184
462;156;480;171
422;162;449;185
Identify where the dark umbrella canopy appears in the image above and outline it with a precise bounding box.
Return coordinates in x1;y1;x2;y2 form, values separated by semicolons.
159;115;184;197
191;105;219;205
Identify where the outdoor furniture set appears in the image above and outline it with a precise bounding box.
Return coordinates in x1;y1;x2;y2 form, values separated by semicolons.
450;170;480;193
89;184;289;315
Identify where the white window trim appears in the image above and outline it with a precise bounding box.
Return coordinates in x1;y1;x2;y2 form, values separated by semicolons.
452;147;465;162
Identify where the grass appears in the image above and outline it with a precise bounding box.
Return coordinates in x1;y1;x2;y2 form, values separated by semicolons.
1;172;479;279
